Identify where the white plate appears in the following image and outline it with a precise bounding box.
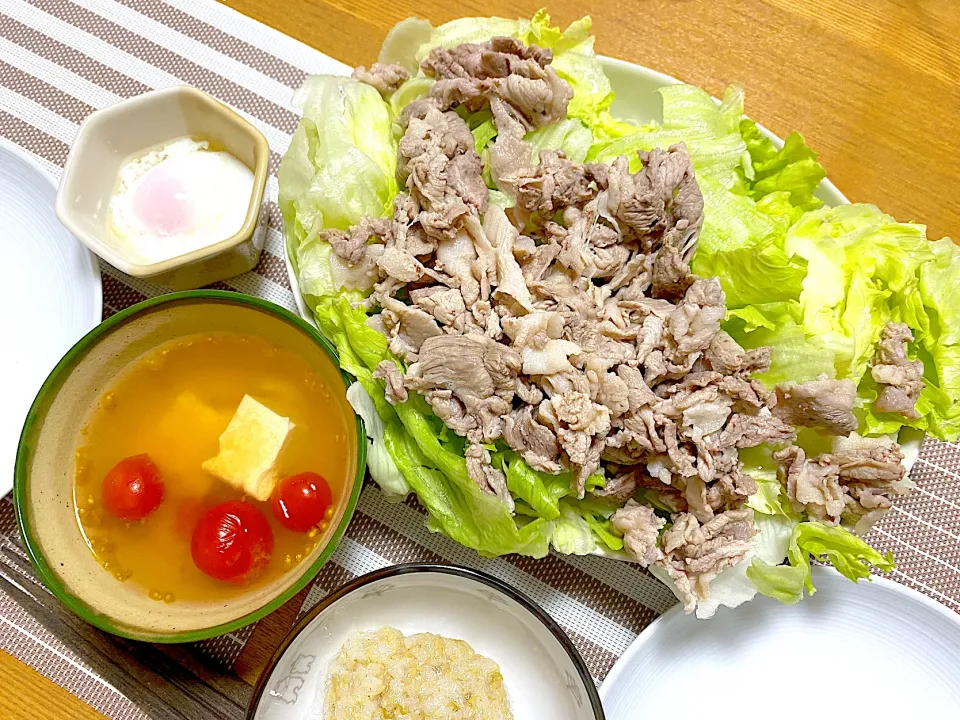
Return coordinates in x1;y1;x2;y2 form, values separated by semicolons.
1;140;101;496
601;567;960;719
248;564;603;719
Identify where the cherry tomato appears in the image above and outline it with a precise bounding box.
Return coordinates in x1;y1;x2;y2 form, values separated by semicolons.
271;472;333;533
191;501;274;584
101;454;165;521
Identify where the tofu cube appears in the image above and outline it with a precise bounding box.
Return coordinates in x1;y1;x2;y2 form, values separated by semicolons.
201;395;295;501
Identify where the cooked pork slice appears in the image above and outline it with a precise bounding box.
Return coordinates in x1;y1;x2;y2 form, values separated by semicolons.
322;217;391;265
503;406;562;473
423;37;571;128
514;150;598;218
352;62;410;97
398;101;487;239
377;295;443;362
484;205;535;312
829;433;905;483
465;442;514;510
592;469;638;504
373;360;408;405
772;376;858;435
589;370;631;418
668;278;726;356
716;376;771;413
422;36;553;80
616;365;658;413
488;99;534;192
705;331;745;374
775;445;846;524
719;411;796;449
776;435;905;530
409;286;467;328
606;145;704;253
655;509;756;614
612;500;665;565
651;235;695;300
706;470;757;513
406;334;520;442
740;347;772;375
871;322;925;419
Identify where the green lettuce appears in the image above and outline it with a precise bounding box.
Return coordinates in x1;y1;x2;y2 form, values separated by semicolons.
746;562;808;605
589;84;747;188
281;76;397;236
739;118;825;217
505;458;568;520
750;522;896;604
550;502;599;555
525;118;593;163
691;177;808;308
909;237;960;439
346;383;410;500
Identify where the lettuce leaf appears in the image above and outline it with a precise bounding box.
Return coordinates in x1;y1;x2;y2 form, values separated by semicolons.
746;561;808;605
583;514;624;551
525;118;593;163
346;383;410;500
550;502;599;555
914;238;960;439
739;118;825;217
691;177;808;308
749;522;896;604
281;76;397;235
589;85;747;189
785;204;934;380
505;458;568;520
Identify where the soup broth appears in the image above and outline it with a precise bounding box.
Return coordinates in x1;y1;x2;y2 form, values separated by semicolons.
74;331;353;603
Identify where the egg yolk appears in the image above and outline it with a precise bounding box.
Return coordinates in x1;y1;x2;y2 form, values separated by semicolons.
132;164;196;236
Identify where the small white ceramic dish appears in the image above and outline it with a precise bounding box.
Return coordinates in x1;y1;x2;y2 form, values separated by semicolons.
601;566;960;719
247;564;604;720
0;139;101;498
56;86;270;290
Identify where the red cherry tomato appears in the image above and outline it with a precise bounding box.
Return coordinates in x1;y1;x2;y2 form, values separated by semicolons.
271;472;333;533
101;454;165;521
191;501;274;584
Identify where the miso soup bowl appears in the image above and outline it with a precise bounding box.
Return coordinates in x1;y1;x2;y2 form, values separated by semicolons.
13;291;366;642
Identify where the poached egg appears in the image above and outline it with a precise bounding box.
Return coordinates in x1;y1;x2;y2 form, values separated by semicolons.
109;138;254;264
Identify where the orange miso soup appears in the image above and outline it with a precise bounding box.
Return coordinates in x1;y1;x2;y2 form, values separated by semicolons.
74;331;354;604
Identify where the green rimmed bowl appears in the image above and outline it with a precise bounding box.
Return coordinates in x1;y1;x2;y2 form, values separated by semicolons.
13;290;366;643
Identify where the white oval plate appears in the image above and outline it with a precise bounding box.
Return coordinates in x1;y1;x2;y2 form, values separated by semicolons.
248;564;603;720
1;140;101;496
601;567;960;719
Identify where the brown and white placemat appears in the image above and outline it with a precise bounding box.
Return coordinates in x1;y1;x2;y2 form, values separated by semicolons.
1;0;958;717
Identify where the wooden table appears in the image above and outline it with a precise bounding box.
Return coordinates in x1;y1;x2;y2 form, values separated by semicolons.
3;1;958;717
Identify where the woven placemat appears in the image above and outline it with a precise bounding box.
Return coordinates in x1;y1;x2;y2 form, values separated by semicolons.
1;1;957;717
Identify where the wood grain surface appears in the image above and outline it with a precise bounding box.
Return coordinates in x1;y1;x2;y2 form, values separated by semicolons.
0;650;105;720
9;1;959;717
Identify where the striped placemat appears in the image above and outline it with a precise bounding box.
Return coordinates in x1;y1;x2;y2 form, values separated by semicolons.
1;1;958;717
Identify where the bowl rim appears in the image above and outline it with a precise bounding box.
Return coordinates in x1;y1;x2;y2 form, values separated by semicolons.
13;289;367;643
246;562;606;719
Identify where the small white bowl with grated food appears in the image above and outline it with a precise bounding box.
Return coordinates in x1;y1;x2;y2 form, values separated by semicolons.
247;564;604;720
